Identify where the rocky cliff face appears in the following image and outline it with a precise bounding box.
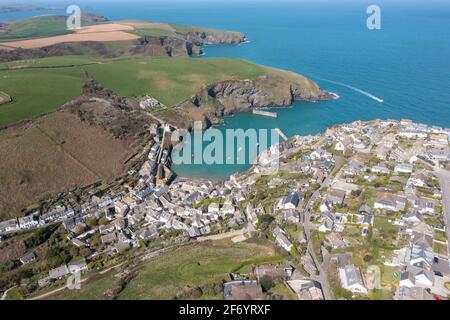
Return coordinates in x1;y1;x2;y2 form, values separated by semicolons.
158;73;334;129
0;26;245;62
185;30;246;46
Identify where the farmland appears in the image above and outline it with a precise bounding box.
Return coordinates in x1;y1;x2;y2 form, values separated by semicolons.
0;66;83;127
83;57;267;106
0;56;267;127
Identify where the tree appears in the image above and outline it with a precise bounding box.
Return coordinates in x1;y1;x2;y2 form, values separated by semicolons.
260;275;275;292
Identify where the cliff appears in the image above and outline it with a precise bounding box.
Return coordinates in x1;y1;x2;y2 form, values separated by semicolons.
157;72;334;129
0;18;245;62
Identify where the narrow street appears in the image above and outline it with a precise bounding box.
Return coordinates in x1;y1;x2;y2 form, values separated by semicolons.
302;152;344;300
435;167;450;257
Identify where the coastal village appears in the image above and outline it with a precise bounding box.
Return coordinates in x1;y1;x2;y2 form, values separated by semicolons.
1;118;450;300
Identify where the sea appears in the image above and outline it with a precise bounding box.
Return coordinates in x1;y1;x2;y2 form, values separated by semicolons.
2;0;450;179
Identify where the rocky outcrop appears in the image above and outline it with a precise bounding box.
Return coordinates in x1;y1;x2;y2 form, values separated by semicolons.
0;21;245;61
185;30;246;46
158;73;334;129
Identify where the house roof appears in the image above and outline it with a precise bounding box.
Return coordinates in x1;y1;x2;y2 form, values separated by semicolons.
342;265;365;288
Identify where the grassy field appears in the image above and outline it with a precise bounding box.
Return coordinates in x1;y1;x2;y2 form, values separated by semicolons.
0;67;83;127
50;239;282;300
83;57;267;106
0;16;71;41
0;56;267;127
118;240;279;300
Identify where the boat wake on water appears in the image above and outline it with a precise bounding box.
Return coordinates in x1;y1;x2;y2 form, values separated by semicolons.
315;77;384;103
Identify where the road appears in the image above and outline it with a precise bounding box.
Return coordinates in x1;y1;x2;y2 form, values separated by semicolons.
435;167;450;257
302;153;343;300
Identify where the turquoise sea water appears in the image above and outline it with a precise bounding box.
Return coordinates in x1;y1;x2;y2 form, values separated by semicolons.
2;0;450;179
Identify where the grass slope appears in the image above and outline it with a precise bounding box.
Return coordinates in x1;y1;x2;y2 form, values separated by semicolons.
0;67;83;127
118;240;280;300
52;240;281;300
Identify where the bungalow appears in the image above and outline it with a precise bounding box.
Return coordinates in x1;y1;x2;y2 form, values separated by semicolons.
38;276;52;288
407;172;428;188
223;280;264;300
272;227;294;252
187;225;211;238
253;264;292;281
394;163;413;174
331;180;360;195
412;199;436;214
49;265;69;279
326;189;346;205
71;238;88;248
339;265;368;294
343;160;366;176
325;233;348;249
101;232;118;245
68;259;88;274
20;252;36;265
371;165;390;175
374;192;406;212
137;227;159;240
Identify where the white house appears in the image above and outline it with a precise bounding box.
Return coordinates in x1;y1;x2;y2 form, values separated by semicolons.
339;265;368;295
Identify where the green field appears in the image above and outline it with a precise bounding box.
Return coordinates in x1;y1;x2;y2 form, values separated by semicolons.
0;16;71;41
0;55;267;127
52;240;281;300
83;57;267;105
0;67;83;127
